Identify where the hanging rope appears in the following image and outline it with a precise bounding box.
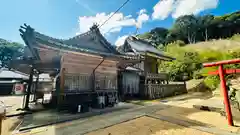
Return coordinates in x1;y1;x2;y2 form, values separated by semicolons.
98;0;131;29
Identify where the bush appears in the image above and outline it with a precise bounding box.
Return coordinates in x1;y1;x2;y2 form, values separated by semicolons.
230;34;240;41
174;40;186;46
193;70;204;79
160;44;201;81
204;76;220;90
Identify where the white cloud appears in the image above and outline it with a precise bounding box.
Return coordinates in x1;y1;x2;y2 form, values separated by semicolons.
115;35;128;46
136;9;150;28
77;9;151;36
172;0;219;18
152;0;175;20
78;12;136;35
152;0;219;20
139;9;147;15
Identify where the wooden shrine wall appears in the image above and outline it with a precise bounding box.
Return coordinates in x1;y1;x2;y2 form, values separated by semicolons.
61;52;118;75
61;51;118;92
32;43;118;91
144;56;158;74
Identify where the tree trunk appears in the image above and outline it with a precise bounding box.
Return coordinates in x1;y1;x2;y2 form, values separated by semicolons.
205;28;208;41
187;31;192;43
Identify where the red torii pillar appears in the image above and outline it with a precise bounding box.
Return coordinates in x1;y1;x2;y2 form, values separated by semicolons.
203;58;240;126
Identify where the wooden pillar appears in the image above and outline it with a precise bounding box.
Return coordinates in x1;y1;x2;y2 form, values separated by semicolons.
93;59;105;91
0;117;1;135
58;68;65;107
93;71;96;91
24;67;34;110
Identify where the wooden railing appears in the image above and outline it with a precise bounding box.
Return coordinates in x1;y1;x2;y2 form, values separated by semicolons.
146;73;168;80
64;73;93;91
64;73;117;92
141;83;187;99
95;74;117;90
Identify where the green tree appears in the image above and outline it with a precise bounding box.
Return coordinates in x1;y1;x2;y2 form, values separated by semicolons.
149;27;168;46
137;27;169;47
171;15;199;44
0;38;24;68
198;15;214;41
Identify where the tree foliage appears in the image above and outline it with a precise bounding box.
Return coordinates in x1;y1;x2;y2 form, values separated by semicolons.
137;27;168;47
171;15;199;44
0;38;24;68
139;11;240;46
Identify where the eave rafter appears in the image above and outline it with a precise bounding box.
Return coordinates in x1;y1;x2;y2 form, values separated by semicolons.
19;24;40;60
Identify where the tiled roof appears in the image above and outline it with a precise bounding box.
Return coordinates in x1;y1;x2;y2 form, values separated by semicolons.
125;36;175;61
20;24;140;60
0;69;28;79
0;69;52;82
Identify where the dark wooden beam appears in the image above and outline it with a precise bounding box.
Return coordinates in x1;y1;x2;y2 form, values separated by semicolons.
58;68;65;107
92;59;105;91
33;74;39;102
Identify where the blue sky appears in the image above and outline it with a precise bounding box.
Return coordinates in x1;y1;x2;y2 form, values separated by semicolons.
0;0;240;46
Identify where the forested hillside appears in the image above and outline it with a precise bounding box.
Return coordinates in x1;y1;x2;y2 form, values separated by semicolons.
138;11;240;48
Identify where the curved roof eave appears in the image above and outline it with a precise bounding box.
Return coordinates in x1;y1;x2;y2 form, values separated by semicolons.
126;36;175;61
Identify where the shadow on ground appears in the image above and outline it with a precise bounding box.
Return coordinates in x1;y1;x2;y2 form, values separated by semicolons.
9;116;23;131
17;103;138;131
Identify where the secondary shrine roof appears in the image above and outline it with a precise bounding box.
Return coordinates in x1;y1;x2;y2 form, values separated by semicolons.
118;36;175;61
